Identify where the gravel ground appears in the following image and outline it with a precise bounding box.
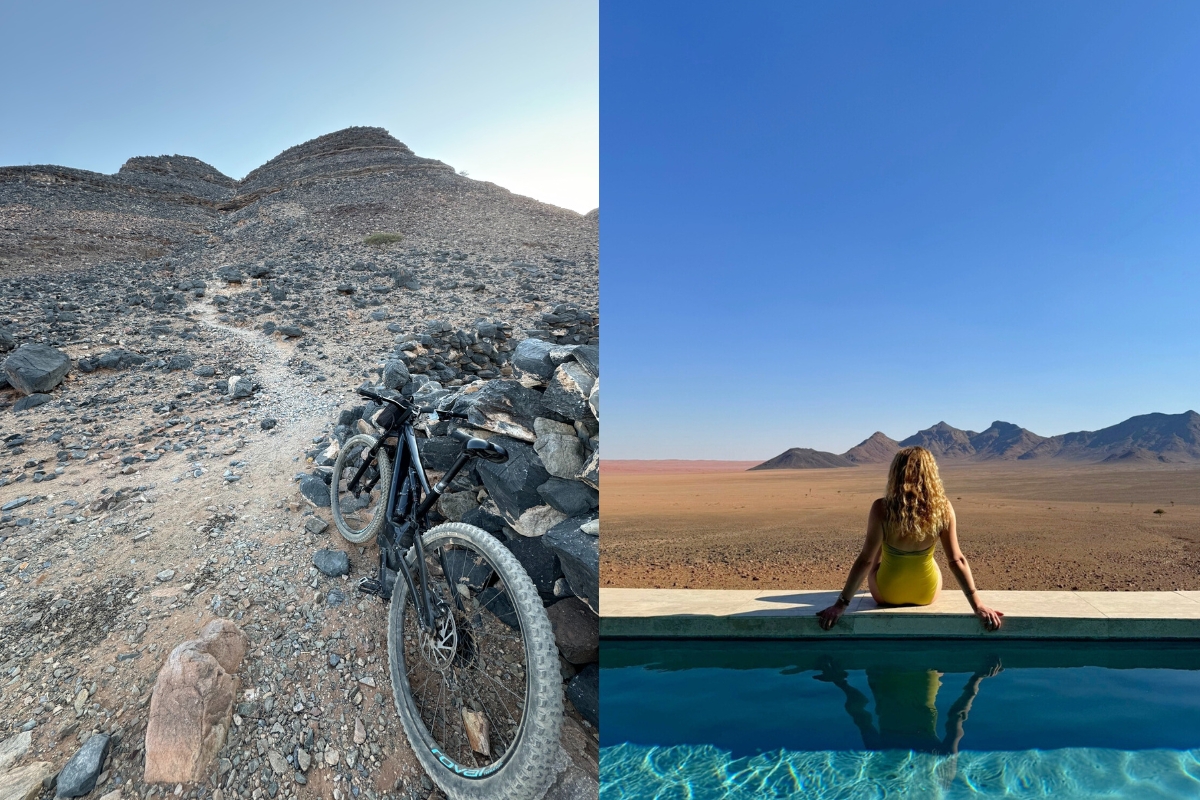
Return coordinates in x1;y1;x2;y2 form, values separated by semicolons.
0;127;597;800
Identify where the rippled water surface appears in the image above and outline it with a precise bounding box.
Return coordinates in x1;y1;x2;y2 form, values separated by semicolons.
600;640;1200;799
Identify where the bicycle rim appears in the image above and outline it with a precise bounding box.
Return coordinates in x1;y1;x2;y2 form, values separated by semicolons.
397;537;530;776
333;437;388;538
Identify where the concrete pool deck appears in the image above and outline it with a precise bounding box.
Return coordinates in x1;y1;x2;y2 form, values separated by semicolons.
600;588;1200;639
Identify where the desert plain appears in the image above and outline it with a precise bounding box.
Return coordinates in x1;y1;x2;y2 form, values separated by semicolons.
601;461;1200;591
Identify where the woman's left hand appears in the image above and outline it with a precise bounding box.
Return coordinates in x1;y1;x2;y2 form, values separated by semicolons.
816;603;846;631
974;604;1004;631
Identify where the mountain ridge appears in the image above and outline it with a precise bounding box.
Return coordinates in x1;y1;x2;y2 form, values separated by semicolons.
753;410;1200;469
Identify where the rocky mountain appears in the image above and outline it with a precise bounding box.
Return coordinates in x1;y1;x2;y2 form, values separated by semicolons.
0;127;598;798
752;411;1200;469
843;431;901;464
1;126;598;285
898;421;977;460
1022;410;1200;462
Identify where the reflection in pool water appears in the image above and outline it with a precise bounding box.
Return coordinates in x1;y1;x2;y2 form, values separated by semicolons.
600;641;1200;799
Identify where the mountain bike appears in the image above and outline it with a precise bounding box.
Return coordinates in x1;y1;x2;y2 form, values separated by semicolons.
329;386;563;800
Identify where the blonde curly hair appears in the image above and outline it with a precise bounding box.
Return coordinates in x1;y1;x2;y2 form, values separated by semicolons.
883;446;950;542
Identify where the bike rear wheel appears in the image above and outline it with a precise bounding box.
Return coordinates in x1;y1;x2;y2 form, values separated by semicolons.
387;522;563;800
330;433;392;544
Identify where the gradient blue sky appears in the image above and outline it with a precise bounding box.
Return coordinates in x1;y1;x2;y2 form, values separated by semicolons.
0;1;597;212
604;1;1200;459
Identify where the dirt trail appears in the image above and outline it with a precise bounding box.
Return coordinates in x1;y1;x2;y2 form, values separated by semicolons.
0;302;596;800
194;305;341;458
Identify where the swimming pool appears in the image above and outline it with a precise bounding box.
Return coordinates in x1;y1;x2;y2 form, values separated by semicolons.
600;640;1200;798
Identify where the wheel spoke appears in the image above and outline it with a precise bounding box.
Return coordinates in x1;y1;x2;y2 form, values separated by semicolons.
396;533;537;772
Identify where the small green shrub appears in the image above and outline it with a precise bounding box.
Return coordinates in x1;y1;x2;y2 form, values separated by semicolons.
363;232;404;246
1154;508;1165;515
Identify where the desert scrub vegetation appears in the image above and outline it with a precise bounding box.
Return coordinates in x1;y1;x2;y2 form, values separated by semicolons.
363;231;404;246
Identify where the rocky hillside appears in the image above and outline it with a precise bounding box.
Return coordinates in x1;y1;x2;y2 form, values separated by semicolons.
0;127;597;800
754;410;1200;469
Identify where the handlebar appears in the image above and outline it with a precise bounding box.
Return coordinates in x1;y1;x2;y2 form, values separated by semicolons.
356;385;470;420
356;387;386;403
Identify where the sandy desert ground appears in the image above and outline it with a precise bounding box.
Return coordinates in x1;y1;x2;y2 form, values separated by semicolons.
601;461;1200;591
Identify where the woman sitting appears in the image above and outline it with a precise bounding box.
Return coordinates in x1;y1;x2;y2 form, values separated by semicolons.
816;446;1003;631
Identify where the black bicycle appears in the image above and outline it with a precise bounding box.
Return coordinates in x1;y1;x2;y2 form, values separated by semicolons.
329;386;562;800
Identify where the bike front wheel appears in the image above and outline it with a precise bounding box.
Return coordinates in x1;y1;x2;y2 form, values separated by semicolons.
329;433;392;544
387;522;563;800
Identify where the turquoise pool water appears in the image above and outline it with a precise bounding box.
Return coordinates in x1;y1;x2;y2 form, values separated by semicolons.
600;640;1200;799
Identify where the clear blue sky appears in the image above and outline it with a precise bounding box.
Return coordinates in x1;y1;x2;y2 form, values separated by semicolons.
0;1;597;212
603;1;1200;459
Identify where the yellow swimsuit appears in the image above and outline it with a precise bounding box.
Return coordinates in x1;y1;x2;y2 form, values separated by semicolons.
875;540;940;606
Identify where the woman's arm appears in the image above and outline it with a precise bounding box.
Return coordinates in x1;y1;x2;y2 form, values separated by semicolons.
939;503;1004;631
817;499;885;631
941;655;1004;753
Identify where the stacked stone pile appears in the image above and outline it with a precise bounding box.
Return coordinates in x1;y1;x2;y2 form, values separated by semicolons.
523;303;599;347
300;335;600;727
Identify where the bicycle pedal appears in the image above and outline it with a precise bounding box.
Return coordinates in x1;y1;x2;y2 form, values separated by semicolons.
356;577;383;596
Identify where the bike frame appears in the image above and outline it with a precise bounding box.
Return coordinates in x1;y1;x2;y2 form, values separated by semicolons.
347;402;478;631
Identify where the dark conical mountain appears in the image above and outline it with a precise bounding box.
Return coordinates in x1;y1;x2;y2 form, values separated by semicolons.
749;448;855;470
750;411;1200;470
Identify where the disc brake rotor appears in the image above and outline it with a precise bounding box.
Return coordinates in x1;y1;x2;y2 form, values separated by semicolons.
419;608;458;670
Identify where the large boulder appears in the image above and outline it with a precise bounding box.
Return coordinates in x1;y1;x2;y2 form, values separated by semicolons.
576;448;599;490
56;734;110;798
451;380;544;442
542;515;599;612
502;535;562;602
0;732;30;773
143;620;247;784
533;419;587;480
298;474;331;508
566;664;598;728
3;344;70;395
418;436;463;472
437;491;478;522
547;597;598;665
382;358;411;391
537;477;598;517
0;762;54;800
512;338;556;382
544;718;599;800
570;345;599;376
512;505;567;538
542;362;596;422
462;504;507;535
475;438;550;523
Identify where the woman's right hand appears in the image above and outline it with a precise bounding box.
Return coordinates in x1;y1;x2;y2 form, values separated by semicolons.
816;603;846;631
974;604;1004;631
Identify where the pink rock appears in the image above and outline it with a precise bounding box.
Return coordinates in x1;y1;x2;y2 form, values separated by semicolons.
194;619;247;675
143;620;247;784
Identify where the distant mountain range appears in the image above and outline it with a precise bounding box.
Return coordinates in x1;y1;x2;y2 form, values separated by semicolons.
750;411;1200;470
